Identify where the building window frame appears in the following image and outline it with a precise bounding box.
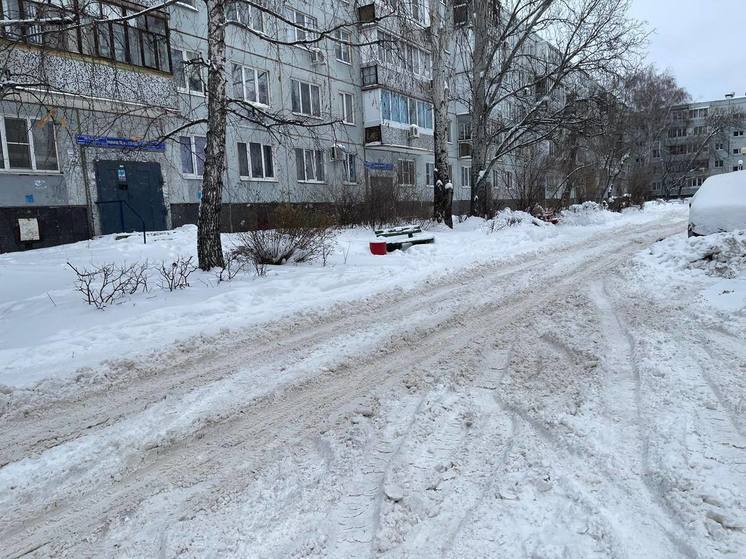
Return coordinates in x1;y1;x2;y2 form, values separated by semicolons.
340;92;355;125
0;116;59;173
226;0;265;33
295;148;325;182
335;29;352;64
231;64;270;106
238;141;274;180
343;152;357;184
291;8;318;43
291;79;322;117
178;135;206;177
172;49;205;95
397;158;416;186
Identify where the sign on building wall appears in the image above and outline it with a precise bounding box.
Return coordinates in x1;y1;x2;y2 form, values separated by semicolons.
365;161;395;171
18;218;40;242
75;135;166;152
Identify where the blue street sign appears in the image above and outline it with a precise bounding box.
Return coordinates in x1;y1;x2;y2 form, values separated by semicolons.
364;161;395;171
76;134;166;152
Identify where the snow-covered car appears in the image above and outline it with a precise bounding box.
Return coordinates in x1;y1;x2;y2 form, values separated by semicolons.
688;170;746;237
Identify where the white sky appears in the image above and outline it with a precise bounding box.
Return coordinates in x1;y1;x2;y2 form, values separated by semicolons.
629;0;746;102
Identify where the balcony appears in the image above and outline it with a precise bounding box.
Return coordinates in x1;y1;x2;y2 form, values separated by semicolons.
1;0;172;73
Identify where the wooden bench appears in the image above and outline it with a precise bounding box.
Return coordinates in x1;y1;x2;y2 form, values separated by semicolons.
374;226;434;252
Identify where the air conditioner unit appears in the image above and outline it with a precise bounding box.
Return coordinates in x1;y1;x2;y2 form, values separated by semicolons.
309;49;326;65
329;146;344;161
409;125;420;139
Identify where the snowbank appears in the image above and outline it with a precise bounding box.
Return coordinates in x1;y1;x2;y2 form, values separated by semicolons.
0;203;686;390
635;230;746;314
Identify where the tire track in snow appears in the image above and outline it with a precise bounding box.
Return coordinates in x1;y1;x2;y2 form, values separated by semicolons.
590;280;700;558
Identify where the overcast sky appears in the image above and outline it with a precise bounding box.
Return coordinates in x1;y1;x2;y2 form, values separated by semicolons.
629;0;745;102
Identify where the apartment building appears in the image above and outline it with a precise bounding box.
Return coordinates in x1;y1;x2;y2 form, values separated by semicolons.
0;0;485;252
651;94;746;198
4;0;563;253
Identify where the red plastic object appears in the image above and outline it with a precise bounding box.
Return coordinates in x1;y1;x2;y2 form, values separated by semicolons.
369;241;388;255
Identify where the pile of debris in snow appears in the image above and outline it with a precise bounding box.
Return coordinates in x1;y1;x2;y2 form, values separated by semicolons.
687;231;746;278
647;230;746;279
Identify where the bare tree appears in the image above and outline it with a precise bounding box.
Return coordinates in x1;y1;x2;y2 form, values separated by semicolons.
429;0;454;227
458;0;644;216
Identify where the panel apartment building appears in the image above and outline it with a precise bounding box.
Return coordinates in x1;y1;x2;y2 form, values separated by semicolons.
0;0;517;253
651;94;746;198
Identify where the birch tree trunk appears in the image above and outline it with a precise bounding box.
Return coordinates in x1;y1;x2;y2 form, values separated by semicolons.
197;0;227;270
469;0;490;217
431;0;453;228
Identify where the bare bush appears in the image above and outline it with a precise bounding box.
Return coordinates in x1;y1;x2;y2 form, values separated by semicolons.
158;257;197;291
67;261;150;310
215;250;248;283
233;205;337;267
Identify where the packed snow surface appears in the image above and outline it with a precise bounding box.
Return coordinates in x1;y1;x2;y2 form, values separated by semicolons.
689;169;746;235
1;202;681;390
2;202;745;558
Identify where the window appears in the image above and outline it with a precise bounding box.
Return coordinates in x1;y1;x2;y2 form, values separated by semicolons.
340;93;355;124
361;65;378;87
735;130;745;137
0;117;58;171
734;149;740;155
461;166;471;187
447;120;452;143
232;65;269;105
380;90;433;129
335;29;352;63
397;159;415;185
226;1;265;33
291;80;321;116
238;142;274;179
715;160;724;168
668;128;686;138
291;9;317;43
458;121;472;141
343;153;357;183
173;50;204;94
178;136;206;176
425;162;436;186
295;148;325;182
734;166;741;172
715;142;724;150
4;1;172;71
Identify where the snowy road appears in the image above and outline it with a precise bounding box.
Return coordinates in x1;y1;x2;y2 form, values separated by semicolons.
2;214;745;558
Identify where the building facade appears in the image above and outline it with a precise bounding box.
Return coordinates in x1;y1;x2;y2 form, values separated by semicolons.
651;95;746;198
1;0;483;252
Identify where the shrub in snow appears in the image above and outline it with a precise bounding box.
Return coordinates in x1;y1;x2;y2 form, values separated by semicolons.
215;250;248;283
157;256;197;291
485;209;545;233
606;194;637;213
233;205;337;269
67;261;150;309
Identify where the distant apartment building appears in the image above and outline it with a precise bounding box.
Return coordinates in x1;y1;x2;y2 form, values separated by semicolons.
651;94;746;198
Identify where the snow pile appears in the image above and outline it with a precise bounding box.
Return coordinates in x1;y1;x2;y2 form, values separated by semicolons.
559;201;623;226
633;230;746;315
483;208;546;232
646;230;746;279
